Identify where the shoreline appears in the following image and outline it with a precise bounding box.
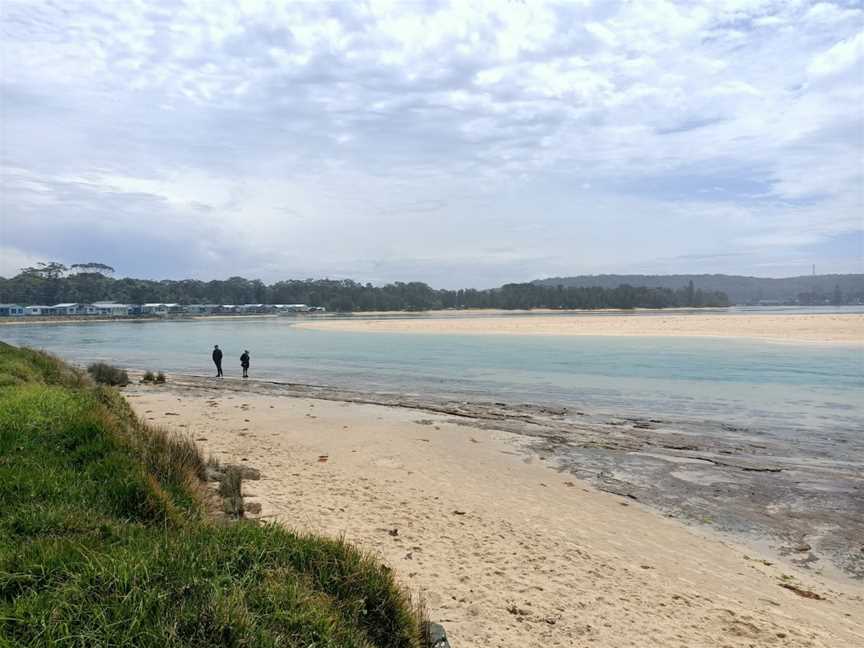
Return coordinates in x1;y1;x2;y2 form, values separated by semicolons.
125;372;864;582
0;314;283;326
123;374;864;647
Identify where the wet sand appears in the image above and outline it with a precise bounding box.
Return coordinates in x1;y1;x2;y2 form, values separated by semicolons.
295;312;864;344
125;375;864;648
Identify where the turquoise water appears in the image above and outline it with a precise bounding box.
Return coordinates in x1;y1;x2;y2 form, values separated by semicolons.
2;317;862;435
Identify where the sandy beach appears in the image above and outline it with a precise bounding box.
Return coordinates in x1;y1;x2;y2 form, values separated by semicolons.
125;377;864;648
295;312;864;344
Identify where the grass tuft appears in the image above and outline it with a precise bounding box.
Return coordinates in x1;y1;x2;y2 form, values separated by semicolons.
219;465;245;518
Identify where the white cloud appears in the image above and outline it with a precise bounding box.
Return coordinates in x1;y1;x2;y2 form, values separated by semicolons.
1;0;862;285
808;30;864;78
804;2;863;25
0;247;43;278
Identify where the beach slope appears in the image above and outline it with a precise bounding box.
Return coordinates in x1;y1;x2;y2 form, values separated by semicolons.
0;345;423;647
127;378;864;648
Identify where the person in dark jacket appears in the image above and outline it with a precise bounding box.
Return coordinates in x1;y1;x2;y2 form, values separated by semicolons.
212;345;223;378
240;350;250;378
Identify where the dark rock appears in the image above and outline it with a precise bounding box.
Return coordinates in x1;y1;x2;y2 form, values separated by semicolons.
506;604;531;616
224;464;261;480
205;467;225;482
423;622;450;647
779;583;825;600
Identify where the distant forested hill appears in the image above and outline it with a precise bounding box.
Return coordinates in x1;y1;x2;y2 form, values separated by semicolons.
3;262;860;310
1;262;728;311
533;274;864;305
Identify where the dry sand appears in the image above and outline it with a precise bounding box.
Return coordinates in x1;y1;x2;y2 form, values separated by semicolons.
126;379;864;648
294;312;864;344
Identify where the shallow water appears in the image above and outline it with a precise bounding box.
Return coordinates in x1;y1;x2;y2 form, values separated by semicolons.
2;317;861;437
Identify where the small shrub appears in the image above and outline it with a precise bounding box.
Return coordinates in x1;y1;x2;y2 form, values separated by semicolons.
87;362;129;386
141;371;156;383
155;371;166;383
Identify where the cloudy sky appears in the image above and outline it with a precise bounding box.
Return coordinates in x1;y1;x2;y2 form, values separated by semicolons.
1;0;862;287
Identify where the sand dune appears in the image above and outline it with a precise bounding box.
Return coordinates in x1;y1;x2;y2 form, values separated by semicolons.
126;380;864;648
295;312;864;344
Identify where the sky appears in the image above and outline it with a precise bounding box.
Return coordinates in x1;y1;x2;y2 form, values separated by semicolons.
1;0;862;288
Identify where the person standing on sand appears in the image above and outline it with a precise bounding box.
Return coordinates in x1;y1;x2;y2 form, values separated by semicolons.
212;345;223;378
240;350;250;378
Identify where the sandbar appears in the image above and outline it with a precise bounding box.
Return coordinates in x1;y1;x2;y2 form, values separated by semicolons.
295;312;864;344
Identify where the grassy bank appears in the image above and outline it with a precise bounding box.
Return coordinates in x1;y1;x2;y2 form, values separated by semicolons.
0;343;423;647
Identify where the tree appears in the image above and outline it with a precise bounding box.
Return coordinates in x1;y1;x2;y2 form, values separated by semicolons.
0;267;733;311
71;262;115;276
21;262;68;280
18;262;68;304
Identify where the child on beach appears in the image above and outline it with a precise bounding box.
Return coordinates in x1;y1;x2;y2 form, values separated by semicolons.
240;350;250;378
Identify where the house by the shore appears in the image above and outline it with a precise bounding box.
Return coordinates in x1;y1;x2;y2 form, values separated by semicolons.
183;304;220;315
275;304;326;313
93;302;132;316
141;303;182;316
50;303;99;316
238;304;269;313
6;301;324;317
0;304;24;317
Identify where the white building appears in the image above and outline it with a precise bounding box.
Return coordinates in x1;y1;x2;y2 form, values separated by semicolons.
238;303;268;313
0;304;24;317
277;303;312;313
183;304;219;315
141;303;165;315
25;305;50;316
141;303;181;316
93;302;131;316
51;303;98;316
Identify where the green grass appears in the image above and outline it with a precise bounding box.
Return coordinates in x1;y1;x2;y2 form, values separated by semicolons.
0;342;423;647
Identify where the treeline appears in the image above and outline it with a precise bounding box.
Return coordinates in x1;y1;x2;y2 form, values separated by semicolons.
535;273;864;305
0;264;730;311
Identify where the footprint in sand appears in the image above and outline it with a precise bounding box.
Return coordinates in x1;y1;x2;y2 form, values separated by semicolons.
373;457;403;469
